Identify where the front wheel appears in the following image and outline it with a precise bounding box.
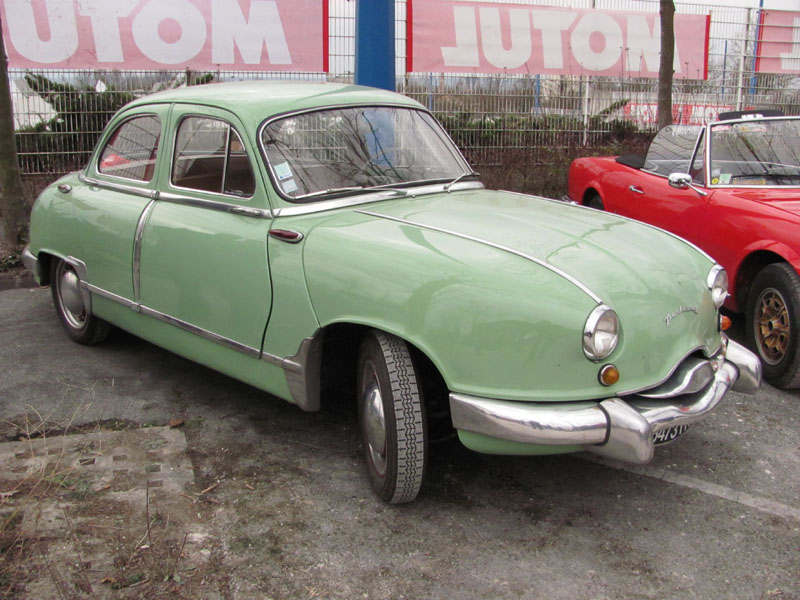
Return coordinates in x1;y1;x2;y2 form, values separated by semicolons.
746;263;800;388
357;330;427;503
51;259;110;345
585;192;605;210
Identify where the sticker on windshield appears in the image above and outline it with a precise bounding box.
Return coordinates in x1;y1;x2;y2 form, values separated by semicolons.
282;178;298;194
274;161;293;181
718;173;732;184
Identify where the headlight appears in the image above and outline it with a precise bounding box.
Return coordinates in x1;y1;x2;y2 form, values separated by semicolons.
583;305;619;361
707;265;728;309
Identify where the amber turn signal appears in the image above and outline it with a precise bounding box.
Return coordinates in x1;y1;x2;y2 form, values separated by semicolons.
599;364;620;386
720;315;732;331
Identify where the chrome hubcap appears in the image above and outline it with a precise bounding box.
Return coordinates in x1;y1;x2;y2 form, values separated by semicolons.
361;374;387;477
755;288;789;365
58;264;86;329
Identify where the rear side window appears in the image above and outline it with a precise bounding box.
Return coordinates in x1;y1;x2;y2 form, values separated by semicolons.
172;116;255;197
98;115;161;181
644;125;702;177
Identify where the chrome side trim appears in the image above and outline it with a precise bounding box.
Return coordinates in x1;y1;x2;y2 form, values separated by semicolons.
84;282;260;357
79;173;158;200
22;246;39;278
83;280;324;400
85;280;327;411
157;191;272;218
84;283;136;310
138;305;262;358
272;182;484;217
356;209;603;303
263;333;325;412
133;199;157;303
64;257;92;315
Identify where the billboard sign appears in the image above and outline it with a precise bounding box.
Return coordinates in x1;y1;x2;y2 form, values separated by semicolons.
408;0;710;80
0;0;327;71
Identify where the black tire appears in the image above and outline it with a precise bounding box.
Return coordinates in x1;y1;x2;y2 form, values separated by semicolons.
746;263;800;388
51;258;110;345
585;191;605;210
357;330;426;503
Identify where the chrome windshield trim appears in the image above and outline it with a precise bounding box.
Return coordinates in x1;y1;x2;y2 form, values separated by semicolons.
133;200;157;303
157;191;272;218
79;172;158;200
271;182;483;217
355;209;603;303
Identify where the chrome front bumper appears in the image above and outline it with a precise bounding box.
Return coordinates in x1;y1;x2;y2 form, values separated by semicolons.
449;338;761;465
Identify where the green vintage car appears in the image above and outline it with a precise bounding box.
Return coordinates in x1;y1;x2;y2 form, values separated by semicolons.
24;81;761;503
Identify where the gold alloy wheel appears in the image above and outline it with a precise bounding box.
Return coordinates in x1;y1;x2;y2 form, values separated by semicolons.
755;287;790;365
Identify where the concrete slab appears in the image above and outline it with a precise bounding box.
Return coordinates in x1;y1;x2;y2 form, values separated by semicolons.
0;427;220;598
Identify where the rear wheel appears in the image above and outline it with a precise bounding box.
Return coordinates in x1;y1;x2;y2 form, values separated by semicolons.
51;259;110;345
585;191;605;210
357;330;426;503
746;263;800;388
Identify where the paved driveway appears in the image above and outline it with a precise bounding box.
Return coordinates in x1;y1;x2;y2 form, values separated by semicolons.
2;286;799;599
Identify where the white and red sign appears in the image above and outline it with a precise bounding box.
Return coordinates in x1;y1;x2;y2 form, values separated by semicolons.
0;0;327;71
624;103;734;126
756;10;800;75
408;0;710;80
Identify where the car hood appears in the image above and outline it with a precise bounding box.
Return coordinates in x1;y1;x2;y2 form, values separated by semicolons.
301;188;721;401
721;188;800;218
357;188;714;308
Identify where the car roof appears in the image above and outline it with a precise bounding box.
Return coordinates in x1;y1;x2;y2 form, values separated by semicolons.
122;80;423;123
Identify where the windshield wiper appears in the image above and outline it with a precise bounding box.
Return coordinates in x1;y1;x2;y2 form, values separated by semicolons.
443;170;480;191
364;184;409;196
298;186;365;200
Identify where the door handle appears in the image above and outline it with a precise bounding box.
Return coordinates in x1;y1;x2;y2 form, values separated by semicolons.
628;185;645;194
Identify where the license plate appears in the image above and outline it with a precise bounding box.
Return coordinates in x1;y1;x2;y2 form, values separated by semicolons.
653;424;690;445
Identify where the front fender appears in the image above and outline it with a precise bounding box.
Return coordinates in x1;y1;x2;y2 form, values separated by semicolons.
303;211;605;402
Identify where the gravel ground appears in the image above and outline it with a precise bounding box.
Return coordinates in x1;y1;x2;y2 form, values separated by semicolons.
1;286;799;599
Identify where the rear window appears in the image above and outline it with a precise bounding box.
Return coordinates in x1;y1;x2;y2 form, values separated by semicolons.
98;115;161;182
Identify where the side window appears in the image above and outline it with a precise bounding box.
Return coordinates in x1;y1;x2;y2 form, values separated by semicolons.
644;125;702;177
691;129;706;184
98;115;161;181
172;116;255;197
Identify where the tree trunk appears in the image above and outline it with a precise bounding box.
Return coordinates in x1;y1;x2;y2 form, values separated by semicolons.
0;14;30;248
657;0;675;129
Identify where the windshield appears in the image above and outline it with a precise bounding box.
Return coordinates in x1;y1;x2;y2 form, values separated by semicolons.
710;118;800;186
260;106;471;201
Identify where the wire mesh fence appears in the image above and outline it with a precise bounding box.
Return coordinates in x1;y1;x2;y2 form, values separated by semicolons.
8;0;799;176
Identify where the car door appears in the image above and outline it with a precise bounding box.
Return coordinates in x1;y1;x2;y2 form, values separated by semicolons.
615;170;710;245
70;108;166;300
137;104;273;354
610;126;710;245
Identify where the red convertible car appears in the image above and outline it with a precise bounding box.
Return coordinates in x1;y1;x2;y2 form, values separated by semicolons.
568;111;800;388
